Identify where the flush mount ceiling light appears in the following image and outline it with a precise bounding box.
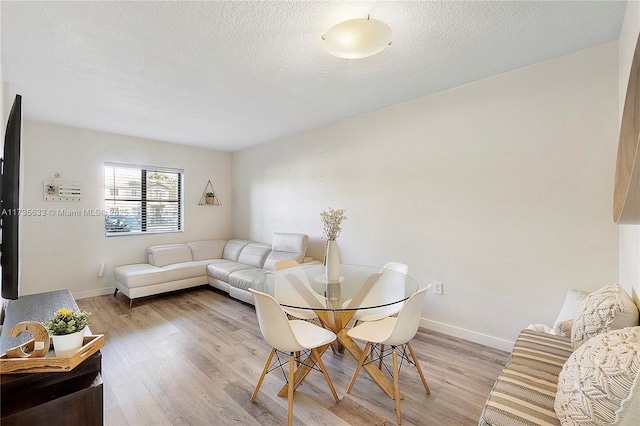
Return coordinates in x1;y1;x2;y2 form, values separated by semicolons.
321;16;392;59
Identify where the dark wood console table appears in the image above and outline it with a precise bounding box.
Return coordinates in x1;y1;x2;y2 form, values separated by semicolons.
0;290;103;425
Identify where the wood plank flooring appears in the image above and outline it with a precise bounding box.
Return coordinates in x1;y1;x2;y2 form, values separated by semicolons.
77;287;509;426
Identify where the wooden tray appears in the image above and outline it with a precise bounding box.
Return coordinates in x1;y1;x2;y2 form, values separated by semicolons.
0;335;104;374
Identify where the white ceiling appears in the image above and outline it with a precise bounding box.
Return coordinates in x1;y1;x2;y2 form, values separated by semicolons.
1;1;627;152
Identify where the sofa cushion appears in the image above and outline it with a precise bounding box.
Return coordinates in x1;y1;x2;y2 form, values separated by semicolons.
147;244;193;267
114;264;168;288
262;233;309;269
207;260;255;282
555;326;640;425
571;283;639;349
222;240;253;261
237;243;271;268
480;361;561;426
228;268;268;291
272;232;308;255
264;251;303;270
187;240;226;261
553;289;589;337
510;329;574;376
162;260;211;282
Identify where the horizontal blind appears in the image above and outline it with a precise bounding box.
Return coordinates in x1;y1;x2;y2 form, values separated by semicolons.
105;163;182;235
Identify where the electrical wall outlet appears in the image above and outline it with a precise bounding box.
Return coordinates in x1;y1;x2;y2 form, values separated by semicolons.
433;281;443;295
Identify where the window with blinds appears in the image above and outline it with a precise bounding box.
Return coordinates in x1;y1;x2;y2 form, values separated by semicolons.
104;163;183;236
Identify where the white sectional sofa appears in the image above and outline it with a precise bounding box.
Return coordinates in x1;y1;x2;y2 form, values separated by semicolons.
113;233;311;307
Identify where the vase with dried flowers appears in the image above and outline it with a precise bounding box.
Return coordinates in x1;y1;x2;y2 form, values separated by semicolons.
320;207;347;282
43;308;91;357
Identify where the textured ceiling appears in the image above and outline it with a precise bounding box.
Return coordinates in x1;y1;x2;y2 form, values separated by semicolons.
1;1;627;152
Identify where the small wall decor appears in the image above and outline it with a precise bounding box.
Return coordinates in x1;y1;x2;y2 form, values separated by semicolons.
198;180;222;205
43;177;82;202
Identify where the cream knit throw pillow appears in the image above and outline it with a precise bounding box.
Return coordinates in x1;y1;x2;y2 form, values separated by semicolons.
555;326;640;425
571;284;624;350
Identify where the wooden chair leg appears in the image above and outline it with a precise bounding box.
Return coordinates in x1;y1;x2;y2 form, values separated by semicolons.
347;341;371;394
407;342;430;395
295;351;301;366
288;352;295;426
392;347;402;425
252;348;276;402
378;344;385;369
312;348;339;402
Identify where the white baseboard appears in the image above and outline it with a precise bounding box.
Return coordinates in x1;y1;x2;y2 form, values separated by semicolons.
420;318;514;353
72;287;115;300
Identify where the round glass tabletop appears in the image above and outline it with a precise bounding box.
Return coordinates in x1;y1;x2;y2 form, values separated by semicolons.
250;264;419;312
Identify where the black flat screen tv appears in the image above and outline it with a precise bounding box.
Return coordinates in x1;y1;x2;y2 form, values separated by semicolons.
1;94;22;300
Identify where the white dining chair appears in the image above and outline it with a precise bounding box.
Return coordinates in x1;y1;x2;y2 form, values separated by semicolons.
273;259;334;363
249;288;340;426
274;259;299;270
273;260;319;323
346;262;410;368
344;262;409;324
346;284;432;425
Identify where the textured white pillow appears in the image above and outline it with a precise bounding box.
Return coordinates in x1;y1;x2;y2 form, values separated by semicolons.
555;326;640;425
553;289;589;337
571;283;639;349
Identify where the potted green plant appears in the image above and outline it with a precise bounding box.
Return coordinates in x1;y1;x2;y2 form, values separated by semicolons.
43;308;91;357
205;192;215;204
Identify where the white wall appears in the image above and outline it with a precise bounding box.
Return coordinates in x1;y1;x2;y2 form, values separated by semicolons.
19;121;232;298
618;0;640;307
232;42;620;350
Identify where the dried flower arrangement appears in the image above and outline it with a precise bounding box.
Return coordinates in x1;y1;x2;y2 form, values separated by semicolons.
320;207;347;240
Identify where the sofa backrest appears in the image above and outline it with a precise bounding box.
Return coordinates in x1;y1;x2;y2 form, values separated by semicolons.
144;234;308;269
223;239;253;261
238;243;272;268
263;233;309;270
147;244;193;267
187;240;227;261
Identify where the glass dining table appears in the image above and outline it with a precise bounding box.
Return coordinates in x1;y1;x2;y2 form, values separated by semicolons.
250;263;419;400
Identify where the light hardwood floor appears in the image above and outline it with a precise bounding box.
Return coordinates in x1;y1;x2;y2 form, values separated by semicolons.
77;287;509;426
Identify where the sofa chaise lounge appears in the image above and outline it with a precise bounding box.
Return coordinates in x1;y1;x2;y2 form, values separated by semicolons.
113;232;312;307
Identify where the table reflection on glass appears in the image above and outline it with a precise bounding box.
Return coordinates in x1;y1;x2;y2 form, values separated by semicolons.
250;263;419;400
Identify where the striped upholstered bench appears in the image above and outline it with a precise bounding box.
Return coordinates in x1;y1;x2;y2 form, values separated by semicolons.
480;284;640;425
479;329;574;426
509;330;574;375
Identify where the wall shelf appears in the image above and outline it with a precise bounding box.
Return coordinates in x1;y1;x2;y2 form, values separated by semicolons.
198;180;222;206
